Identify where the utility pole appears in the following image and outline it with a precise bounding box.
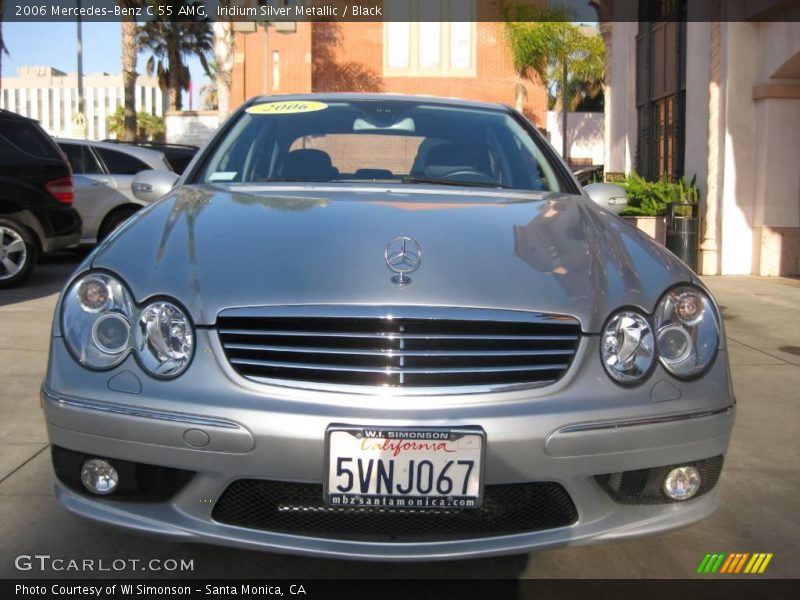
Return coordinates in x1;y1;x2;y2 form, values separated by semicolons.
77;1;84;115
74;0;87;138
561;57;569;165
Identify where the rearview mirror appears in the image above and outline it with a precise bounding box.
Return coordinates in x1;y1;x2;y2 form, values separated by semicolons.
584;183;628;215
131;169;179;203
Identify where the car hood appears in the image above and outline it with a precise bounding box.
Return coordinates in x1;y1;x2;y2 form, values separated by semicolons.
90;184;692;332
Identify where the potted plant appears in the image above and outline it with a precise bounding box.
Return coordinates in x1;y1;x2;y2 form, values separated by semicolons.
618;173;700;245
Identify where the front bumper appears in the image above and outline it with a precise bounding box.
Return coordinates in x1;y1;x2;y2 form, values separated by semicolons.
42;332;735;560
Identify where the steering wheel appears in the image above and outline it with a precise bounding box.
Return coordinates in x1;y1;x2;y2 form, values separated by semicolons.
439;169;497;184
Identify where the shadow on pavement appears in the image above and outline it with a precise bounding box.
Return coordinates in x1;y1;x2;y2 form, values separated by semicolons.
177;543;530;579
0;252;83;307
15;520;531;578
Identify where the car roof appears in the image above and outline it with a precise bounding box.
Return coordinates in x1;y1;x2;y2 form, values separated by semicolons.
0;108;38;123
102;140;199;151
245;93;511;113
55;137;168;163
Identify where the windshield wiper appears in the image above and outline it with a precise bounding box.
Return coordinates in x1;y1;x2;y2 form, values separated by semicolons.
257;178;335;183
400;176;510;189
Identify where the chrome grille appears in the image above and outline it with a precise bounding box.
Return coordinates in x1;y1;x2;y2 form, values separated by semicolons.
216;309;581;389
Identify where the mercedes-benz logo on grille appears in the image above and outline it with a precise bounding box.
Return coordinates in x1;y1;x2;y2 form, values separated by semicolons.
385;236;422;286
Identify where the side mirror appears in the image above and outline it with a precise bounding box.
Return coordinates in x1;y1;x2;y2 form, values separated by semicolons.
131;169;180;203
584;182;628;215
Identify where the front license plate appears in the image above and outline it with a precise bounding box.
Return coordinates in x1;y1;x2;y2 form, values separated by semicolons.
325;425;485;509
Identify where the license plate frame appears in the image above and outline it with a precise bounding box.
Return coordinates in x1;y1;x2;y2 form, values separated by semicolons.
323;424;486;510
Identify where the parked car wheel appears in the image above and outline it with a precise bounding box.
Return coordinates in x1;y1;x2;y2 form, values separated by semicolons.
0;219;38;288
97;206;139;242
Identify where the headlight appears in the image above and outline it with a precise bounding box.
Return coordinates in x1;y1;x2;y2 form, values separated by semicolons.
62;274;135;369
134;301;194;378
601;310;655;384
61;272;194;378
655;286;719;378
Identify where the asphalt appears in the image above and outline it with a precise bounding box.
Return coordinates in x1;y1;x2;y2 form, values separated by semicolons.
1;254;798;579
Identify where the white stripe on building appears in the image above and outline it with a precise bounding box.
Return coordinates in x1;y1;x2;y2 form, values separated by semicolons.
52;87;61;133
29;88;38;121
86;85;95;139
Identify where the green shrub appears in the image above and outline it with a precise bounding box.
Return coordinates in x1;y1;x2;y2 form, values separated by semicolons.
106;106;165;142
619;172;700;217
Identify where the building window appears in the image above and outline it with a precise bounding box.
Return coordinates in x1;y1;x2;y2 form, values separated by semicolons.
384;0;476;77
418;0;442;68
95;147;150;175
450;22;472;69
387;22;411;68
635;0;686;181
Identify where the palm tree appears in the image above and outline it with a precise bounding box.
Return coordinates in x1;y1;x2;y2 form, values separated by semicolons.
119;0;139;141
565;32;605;111
107;106;164;141
138;0;213;112
199;58;218;110
503;5;604;162
502;4;573;112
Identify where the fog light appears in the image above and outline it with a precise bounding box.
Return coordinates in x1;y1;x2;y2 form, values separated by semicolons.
663;466;701;500
80;458;119;495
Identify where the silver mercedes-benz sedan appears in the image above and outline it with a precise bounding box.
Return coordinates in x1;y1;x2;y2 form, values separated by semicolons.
43;94;735;560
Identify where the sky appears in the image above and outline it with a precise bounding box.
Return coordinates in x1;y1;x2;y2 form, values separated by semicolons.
1;21;210;108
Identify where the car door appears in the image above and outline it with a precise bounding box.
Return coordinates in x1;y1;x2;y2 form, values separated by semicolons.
58;142;123;243
93;147;153;202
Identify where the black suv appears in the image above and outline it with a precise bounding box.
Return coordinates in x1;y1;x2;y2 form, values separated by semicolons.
0;110;82;287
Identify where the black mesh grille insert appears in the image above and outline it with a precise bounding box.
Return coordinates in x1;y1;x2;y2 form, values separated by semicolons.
212;480;578;541
595;455;724;504
51;446;194;502
216;313;581;388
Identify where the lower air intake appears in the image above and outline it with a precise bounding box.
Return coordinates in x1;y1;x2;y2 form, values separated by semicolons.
212;479;578;542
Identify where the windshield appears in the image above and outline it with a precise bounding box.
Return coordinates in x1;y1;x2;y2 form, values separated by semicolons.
197;99;564;192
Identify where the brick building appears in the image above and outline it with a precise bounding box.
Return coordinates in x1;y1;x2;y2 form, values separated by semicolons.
230;17;548;128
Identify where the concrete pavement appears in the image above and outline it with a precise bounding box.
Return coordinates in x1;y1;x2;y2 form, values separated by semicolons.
1;257;798;578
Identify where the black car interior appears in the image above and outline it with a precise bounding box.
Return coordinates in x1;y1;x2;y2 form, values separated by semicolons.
200;100;556;192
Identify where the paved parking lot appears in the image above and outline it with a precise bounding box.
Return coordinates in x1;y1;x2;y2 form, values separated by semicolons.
1;254;798;579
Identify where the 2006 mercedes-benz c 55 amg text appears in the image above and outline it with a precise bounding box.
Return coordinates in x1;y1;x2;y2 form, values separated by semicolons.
43;94;734;560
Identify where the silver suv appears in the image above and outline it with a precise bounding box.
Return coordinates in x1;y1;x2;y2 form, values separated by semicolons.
56;139;173;244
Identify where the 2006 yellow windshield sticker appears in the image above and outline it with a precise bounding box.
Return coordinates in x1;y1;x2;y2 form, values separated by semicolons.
246;101;328;115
